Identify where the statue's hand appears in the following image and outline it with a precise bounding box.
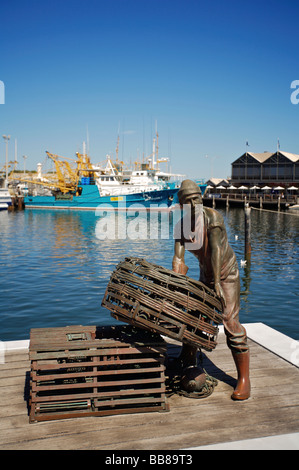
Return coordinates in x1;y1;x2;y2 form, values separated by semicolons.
214;282;226;309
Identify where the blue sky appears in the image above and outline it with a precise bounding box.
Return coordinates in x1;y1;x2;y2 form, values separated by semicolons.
1;0;299;180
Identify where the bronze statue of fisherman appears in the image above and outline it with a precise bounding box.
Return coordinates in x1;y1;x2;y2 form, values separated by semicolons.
172;179;250;400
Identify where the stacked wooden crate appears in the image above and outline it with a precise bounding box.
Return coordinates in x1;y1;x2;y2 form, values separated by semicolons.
29;324;169;423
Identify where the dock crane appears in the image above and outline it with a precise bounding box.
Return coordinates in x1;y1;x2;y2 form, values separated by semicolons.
9;150;96;195
45;151;79;193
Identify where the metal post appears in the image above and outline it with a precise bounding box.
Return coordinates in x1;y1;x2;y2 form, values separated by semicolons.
2;135;10;186
244;203;251;262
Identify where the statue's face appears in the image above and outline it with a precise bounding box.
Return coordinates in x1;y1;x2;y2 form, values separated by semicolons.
180;194;202;207
178;195;205;250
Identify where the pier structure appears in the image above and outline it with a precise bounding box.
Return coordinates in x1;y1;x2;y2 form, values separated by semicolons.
0;323;298;450
204;149;299;211
231;150;299;186
203;192;295;211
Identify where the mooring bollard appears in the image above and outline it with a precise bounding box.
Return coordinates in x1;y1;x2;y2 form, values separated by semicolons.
244;203;251;262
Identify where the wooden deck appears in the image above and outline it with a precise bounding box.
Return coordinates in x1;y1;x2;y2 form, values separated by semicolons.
1;328;299;450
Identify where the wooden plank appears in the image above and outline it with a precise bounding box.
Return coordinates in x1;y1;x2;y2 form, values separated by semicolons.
30;386;167;403
31;356;162;371
29;346;166;361
31;376;164;392
0;333;298;450
31;365;164;382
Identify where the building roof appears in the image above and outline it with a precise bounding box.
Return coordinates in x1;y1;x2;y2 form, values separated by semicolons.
206;178;229;186
278;151;299;162
232;151;299;165
247;152;273;163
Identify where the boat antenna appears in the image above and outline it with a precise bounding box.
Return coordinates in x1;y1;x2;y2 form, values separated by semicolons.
86;125;89;155
116;134;120;164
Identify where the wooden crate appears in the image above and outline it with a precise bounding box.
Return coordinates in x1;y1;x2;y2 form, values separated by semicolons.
29;324;169;423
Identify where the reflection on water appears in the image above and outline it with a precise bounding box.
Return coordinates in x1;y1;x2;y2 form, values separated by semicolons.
224;207;299;335
0;207;298;341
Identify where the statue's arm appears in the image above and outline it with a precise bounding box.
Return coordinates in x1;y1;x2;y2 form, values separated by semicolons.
172;240;188;274
209;227;226;307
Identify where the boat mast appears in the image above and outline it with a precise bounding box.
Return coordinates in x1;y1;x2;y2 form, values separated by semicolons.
116;134;120;164
156;131;159;170
152;136;156;170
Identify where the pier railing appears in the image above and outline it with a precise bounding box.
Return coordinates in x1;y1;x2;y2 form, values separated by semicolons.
205;191;298;203
203;191;298;210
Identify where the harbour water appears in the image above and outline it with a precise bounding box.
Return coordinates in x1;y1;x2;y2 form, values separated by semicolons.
0;207;298;342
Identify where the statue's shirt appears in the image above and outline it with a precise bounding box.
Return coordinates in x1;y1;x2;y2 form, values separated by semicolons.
175;207;237;285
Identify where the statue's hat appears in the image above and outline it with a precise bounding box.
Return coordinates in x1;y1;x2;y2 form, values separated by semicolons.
178;179;202;204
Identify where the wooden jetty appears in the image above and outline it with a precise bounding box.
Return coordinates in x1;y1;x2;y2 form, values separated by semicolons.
8;195;25;211
0;323;298;450
203;195;291;211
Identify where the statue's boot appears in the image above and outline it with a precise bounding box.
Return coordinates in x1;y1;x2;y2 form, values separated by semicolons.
177;344;207;392
181;365;206;392
231;351;251;400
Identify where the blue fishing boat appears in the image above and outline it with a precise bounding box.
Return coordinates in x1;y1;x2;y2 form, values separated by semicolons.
21;145;206;211
24;183;179;210
21;150;182;210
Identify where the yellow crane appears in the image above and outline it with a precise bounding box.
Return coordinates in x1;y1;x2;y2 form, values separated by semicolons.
75;151;94;178
45;151;79;193
9;151;94;195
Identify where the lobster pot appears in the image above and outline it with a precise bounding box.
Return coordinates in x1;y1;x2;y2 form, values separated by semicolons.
29;324;169;423
102;257;223;352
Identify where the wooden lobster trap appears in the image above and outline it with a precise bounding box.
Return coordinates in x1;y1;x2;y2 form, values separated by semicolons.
102;257;223;352
29;324;169;423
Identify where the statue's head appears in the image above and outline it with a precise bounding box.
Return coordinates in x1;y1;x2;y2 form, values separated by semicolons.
178;179;202;206
176;180;204;248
